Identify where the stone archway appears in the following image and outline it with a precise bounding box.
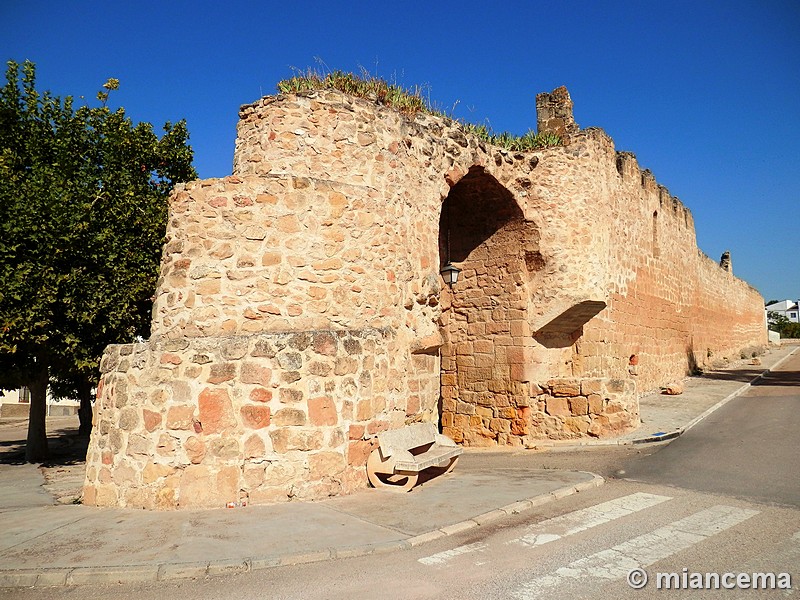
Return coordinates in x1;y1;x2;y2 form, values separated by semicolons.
438;166;534;447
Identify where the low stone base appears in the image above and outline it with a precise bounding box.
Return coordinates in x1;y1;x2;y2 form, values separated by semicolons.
442;377;639;447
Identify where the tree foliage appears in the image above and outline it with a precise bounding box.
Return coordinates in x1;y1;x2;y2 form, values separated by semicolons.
767;312;800;339
0;60;197;460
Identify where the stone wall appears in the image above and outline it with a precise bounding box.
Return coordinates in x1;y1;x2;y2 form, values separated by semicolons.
83;328;417;508
84;86;767;508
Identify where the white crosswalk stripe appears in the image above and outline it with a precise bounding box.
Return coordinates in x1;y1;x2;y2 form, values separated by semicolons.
509;492;671;548
513;504;760;599
418;541;488;566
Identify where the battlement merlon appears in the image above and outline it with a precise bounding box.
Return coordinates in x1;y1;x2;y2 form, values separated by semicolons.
536;86;579;137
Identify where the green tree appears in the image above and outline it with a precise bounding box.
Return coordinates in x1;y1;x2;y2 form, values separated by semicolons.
767;311;790;333
0;60;197;461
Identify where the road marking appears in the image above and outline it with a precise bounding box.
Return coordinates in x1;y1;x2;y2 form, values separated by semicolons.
514;505;760;599
418;541;488;566
510;492;672;548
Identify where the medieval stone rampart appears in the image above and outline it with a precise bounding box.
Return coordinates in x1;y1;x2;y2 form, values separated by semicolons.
84;86;767;508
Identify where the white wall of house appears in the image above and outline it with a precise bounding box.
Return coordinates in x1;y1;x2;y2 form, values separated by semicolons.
0;387;79;417
766;299;800;323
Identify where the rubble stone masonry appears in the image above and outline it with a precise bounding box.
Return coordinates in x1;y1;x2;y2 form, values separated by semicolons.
84;86;767;508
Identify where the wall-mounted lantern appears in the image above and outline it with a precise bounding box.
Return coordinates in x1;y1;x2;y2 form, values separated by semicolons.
440;261;461;288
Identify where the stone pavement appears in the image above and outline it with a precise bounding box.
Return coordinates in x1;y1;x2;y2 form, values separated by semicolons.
0;343;796;589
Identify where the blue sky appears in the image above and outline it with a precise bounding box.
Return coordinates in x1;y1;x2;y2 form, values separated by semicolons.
2;0;798;301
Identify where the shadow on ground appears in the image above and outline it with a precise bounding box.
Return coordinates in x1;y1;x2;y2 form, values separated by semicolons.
0;425;89;467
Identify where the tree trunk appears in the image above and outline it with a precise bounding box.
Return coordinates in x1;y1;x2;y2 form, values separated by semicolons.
77;379;94;437
25;362;50;463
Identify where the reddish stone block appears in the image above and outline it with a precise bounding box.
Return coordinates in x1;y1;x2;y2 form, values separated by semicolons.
506;346;526;364
250;387;272;403
308;396;337;426
568;396;589;416
365;420;389;435
406;395;421;415
143;409;162;432
347;440;375;467
313;332;338;356
348;424;365;440
545;396;570;417
588;394;604;414
241;405;271;429
198;388;235;434
160;353;183;365
241;362;272;386
510;419;529;435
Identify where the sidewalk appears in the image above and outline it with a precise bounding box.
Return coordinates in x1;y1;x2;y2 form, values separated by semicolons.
0;344;796;589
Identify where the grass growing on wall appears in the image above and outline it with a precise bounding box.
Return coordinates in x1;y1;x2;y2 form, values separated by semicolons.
276;68;562;151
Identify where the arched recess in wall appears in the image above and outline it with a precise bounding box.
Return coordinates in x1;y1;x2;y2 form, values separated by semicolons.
437;166;537;445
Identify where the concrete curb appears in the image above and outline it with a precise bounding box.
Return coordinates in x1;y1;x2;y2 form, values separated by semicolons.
0;473;604;589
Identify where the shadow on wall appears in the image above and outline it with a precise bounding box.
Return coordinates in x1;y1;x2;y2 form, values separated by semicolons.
534;301;607;349
686;344;702;376
439;166;524;264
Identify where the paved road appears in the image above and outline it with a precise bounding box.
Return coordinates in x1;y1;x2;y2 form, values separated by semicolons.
618;351;800;508
7;354;799;599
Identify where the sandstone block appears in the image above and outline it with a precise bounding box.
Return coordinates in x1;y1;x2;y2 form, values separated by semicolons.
243;464;266;489
250;387;273;403
365;420;389;435
568;396;589;416
210;466;240;507
510;419;529;436
118;407;139;431
273;408;307;426
126;434;150;457
279;388;304;404
545;396;570;417
184;436;206;464
208;363;236;384
309;451;347;479
198;388;235;434
243;434;266;458
270;428;324;453
308;396;337;426
143;463;175;484
249;486;291;505
564;416;590;434
549;379;581;397
166;405;195;430
347;439;375;467
588;394;604;414
580;379;602;395
241;405;271;429
208;437;240;460
143;409;162;432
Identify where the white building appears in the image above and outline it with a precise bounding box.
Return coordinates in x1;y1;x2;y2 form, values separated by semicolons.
765;299;800;323
0;387;79;417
